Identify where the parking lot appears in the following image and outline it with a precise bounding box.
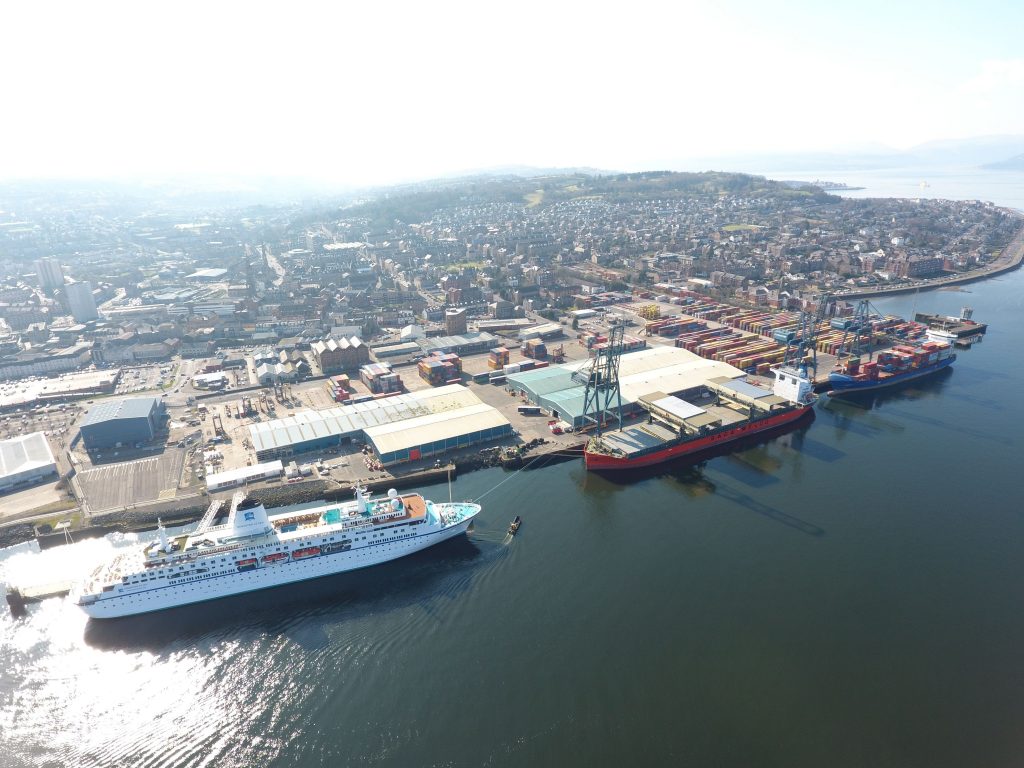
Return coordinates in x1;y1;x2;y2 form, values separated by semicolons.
115;364;174;395
76;447;187;512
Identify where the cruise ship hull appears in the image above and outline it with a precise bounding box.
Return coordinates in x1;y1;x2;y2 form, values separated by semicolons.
78;518;473;619
828;356;954;394
584;404;813;471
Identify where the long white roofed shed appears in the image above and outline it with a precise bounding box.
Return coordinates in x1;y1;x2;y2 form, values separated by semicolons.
249;384;506;462
366;402;512;466
0;431;58;492
506;346;745;429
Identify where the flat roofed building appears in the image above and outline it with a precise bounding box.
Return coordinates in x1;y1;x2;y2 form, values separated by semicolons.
366;402;512;466
249;384;487;461
186;268;230;280
206;460;284;491
372;341;422;360
0;431;58;492
416;332;500;357
506;346;744;429
66;281;98;322
80;396;164;450
35;257;64;292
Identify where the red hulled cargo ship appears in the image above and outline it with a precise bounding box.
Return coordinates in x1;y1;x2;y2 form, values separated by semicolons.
584;367;816;471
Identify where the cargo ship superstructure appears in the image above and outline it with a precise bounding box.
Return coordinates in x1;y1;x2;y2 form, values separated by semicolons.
915;307;987;347
828;340;955;394
584;367;815;471
73;488;480;619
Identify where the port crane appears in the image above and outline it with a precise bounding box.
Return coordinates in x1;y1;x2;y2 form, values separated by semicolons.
572;321;624;436
781;293;833;379
836;298;875;362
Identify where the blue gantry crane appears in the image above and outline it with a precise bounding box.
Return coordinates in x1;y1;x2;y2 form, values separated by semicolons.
781;293;833;379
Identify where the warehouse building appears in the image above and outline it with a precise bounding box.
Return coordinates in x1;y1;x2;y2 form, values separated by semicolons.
372;341;422;360
416;331;500;357
506;346;745;429
476;318;536;334
366;402;511;466
249;384;510;463
0;432;58;493
80;396;165;450
206;460;284;492
518;322;564;341
312;336;369;373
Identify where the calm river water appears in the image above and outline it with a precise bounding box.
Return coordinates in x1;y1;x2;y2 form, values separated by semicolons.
2;180;1024;767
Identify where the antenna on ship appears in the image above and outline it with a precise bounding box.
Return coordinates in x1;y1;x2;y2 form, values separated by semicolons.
157;518;171;553
447;464;453;504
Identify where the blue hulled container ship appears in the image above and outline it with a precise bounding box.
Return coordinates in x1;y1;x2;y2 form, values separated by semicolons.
829;341;955;394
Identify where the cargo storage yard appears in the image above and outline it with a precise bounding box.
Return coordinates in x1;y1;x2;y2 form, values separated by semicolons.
0;280;985;542
55;293;962;515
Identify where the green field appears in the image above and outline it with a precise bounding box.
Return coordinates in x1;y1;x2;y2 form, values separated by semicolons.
525;190;545;207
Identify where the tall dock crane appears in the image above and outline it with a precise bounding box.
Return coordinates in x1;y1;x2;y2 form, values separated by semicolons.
781;293;833;379
572;322;625;436
836;298;874;362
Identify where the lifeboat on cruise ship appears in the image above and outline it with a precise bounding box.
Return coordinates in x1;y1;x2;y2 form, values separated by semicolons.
237;558;258;572
261;552;288;565
291;546;322;560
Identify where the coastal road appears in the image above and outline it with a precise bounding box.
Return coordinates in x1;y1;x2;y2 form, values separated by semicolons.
835;219;1024;299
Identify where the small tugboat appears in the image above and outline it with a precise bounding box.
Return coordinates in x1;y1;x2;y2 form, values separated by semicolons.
507;516;522;536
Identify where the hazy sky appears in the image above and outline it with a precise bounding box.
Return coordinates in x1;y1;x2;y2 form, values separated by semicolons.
2;0;1022;186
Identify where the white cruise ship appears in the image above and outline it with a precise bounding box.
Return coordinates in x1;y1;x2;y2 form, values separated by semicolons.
73;487;481;619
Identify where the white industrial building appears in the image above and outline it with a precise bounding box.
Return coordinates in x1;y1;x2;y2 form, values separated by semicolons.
249;384;511;464
192;372;229;389
0;432;58;493
365;401;511;466
206;460;284;491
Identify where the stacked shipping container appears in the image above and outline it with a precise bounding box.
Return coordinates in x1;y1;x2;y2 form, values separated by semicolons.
360;362;403;394
326;374;351;403
418;352;463;385
488;347;510;370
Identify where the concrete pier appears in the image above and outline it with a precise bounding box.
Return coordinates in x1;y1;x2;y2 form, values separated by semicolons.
5;581;73;617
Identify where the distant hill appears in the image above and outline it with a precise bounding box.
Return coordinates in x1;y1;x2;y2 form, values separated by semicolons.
448;164;621;178
675;135;1024;174
982;153;1024;171
342;171;836;226
907;135;1024;167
